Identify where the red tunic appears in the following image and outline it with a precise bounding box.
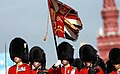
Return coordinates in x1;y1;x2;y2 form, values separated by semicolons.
110;71;117;74
79;67;104;74
48;66;79;74
8;64;31;74
110;71;120;74
31;70;38;74
31;69;48;74
31;70;40;74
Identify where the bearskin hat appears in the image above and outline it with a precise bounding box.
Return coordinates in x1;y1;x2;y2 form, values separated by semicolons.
106;60;115;74
79;44;97;62
109;48;120;64
9;37;29;63
57;42;74;62
93;56;105;72
71;58;84;71
29;46;46;68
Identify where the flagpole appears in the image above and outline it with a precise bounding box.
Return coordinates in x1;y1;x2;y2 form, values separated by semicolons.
49;0;59;58
53;33;58;56
52;23;62;74
5;43;7;74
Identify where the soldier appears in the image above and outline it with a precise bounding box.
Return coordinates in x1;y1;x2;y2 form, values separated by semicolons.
106;48;120;74
79;44;104;74
71;58;84;71
29;46;48;74
48;41;79;74
8;37;31;74
105;60;115;74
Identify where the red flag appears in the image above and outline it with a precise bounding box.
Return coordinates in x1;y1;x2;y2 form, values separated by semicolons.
48;0;82;41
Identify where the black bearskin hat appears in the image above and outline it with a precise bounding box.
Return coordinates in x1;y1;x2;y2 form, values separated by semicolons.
9;37;29;63
106;60;115;74
57;42;74;62
79;44;97;62
29;46;46;69
109;48;120;64
72;58;84;71
94;56;105;72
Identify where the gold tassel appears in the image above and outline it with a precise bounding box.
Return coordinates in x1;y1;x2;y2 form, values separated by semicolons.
43;15;49;41
43;32;48;41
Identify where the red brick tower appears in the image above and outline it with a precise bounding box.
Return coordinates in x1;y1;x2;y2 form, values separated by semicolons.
97;0;120;62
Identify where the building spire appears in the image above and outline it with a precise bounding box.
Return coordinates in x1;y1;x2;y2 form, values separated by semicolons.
101;0;119;36
103;0;116;9
97;0;120;62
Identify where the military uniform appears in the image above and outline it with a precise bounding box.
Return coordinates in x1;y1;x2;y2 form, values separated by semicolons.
8;64;31;74
48;66;79;74
29;46;47;74
8;37;31;74
48;42;79;74
106;48;120;74
79;66;104;74
31;69;48;74
110;71;120;74
79;44;104;74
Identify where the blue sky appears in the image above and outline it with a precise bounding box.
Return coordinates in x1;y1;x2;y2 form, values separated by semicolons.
0;0;120;73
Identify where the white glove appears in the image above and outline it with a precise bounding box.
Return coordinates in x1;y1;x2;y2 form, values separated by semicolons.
54;60;61;67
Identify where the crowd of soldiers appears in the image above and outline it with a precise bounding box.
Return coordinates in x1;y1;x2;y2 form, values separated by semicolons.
8;37;120;74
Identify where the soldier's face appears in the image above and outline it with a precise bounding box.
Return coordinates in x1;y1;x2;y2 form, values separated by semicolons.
83;61;92;67
14;57;22;63
113;64;120;70
61;60;69;66
33;62;41;68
